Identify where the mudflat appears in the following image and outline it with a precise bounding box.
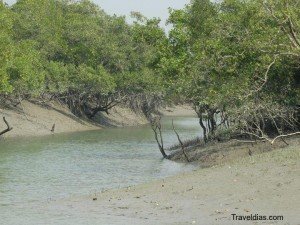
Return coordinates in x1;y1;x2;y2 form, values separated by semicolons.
41;139;299;225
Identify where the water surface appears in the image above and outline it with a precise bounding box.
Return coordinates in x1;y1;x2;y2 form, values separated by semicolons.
0;116;201;224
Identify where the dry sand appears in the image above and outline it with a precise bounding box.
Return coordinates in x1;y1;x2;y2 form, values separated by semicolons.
42;139;299;225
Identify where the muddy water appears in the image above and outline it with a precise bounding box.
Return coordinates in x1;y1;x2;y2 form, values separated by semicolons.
0;116;201;225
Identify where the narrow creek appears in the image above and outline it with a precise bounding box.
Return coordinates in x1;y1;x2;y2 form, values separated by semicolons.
0;116;201;223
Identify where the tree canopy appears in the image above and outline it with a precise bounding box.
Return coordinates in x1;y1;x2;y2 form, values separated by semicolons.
158;0;299;139
0;0;166;117
0;0;299;138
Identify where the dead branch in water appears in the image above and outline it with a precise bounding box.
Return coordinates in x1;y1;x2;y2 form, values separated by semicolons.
172;119;190;162
0;117;13;136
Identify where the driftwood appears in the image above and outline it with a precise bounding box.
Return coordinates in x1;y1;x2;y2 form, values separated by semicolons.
0;117;13;136
51;123;56;133
172;119;190;162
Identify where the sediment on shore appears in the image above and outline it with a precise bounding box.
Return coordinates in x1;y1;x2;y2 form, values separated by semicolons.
168;137;300;167
0;100;150;138
0;101;196;138
46;139;300;225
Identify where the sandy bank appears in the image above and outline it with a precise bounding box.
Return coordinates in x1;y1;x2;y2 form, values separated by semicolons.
42;139;299;225
0;100;98;138
159;104;197;117
0;102;196;138
0;101;150;138
94;105;148;127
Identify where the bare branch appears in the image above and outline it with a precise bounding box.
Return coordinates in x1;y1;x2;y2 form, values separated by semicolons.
0;117;13;136
150;116;168;158
243;131;300;145
270;132;300;144
287;17;300;49
246;56;277;98
172;119;190;162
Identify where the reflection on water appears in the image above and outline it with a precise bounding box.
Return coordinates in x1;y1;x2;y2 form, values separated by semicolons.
0;116;201;224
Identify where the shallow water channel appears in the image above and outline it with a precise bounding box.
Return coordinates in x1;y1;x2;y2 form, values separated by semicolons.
0;116;201;224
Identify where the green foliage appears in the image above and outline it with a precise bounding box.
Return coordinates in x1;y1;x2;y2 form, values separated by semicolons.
156;0;300;137
1;0;165;107
0;2;14;93
70;64;116;94
1;0;298;128
160;0;300;109
7;41;45;95
44;61;69;94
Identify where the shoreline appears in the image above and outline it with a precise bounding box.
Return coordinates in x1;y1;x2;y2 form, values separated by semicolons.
1;101;299;224
41;140;299;225
0;101;143;139
158;104;197;117
0;101;195;139
0;100;100;139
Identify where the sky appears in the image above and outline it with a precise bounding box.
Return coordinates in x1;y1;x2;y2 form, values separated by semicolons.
4;0;190;30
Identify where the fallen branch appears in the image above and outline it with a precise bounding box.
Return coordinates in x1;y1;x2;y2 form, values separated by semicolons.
0;117;13;136
244;131;300;145
270;132;300;144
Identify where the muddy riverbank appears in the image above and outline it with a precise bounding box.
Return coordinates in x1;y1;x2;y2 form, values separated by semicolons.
47;139;299;225
1;101;195;138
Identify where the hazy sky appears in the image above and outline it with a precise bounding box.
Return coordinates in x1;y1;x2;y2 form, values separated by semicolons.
4;0;190;30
